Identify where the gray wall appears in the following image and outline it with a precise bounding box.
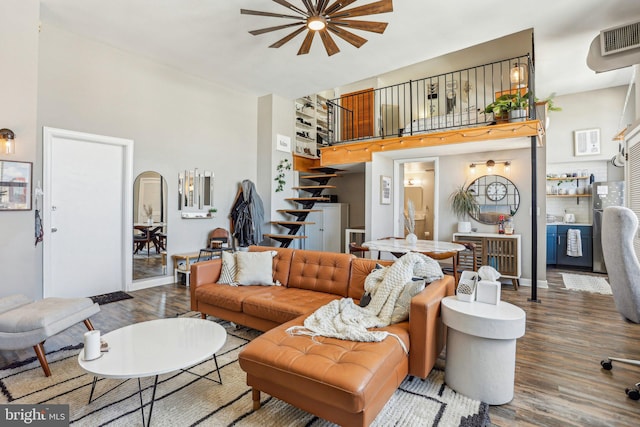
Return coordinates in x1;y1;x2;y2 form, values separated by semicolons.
0;0;41;300
3;15;259;299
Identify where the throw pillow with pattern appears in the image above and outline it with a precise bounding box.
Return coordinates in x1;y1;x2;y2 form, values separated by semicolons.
219;251;238;285
390;277;426;323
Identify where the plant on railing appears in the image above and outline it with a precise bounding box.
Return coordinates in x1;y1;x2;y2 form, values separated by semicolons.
274;158;292;192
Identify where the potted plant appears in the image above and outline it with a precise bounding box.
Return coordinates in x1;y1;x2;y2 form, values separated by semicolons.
484;92;531;122
449;184;479;232
404;199;417;244
274;158;292;192
208;208;217;218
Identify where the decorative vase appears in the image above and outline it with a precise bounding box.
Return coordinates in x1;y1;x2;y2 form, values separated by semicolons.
405;233;418;245
458;222;471;233
147;217;153;225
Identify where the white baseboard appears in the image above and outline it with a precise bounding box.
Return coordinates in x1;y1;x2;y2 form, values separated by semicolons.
129;275;175;291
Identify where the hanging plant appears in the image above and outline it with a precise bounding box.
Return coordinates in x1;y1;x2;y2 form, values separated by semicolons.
274;158;292;192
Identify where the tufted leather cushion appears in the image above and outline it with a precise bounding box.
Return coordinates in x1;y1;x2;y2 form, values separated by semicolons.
249;246;294;286
287;249;353;296
243;288;341;324
239;317;410;414
347;258;393;300
194;283;273;312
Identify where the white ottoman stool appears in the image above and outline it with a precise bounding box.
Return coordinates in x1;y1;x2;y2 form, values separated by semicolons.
442;296;526;405
0;294;100;376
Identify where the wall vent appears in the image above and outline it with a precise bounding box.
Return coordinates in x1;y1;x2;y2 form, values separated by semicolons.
600;21;640;56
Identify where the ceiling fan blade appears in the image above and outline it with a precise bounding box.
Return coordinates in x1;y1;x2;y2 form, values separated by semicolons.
324;0;358;15
328;0;393;19
241;9;302;20
301;0;316;14
317;0;331;14
272;0;308;16
269;26;307;48
319;29;340;56
330;19;388;34
298;31;316;55
327;24;367;48
250;22;305;36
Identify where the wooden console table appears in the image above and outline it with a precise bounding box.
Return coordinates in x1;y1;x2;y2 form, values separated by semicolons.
452;233;521;290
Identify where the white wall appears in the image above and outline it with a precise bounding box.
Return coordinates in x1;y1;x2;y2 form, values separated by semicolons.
0;0;41;299
30;24;259;296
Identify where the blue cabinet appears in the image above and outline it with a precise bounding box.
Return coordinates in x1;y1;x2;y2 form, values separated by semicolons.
547;225;592;268
546;225;557;265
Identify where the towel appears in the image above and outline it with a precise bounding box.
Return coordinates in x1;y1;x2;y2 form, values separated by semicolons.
566;229;583;257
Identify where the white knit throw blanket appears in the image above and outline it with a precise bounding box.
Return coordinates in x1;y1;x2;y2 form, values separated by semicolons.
286;252;444;353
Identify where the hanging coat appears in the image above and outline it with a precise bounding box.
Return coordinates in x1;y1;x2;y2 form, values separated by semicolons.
231;180;265;247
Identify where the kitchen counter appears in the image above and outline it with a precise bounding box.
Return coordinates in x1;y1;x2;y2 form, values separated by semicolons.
546;222;592;226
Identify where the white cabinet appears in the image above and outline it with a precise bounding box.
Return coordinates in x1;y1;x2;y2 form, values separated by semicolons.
304;203;349;253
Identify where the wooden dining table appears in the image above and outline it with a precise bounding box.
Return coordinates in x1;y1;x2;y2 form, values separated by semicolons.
362;238;466;281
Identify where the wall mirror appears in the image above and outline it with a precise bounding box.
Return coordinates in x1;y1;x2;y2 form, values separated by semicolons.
178;169;214;218
133;171;168;280
467;174;520;225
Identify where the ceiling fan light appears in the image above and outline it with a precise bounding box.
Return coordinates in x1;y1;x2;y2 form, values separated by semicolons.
307;16;326;31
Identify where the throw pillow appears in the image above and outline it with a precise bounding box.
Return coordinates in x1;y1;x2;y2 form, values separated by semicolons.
235;251;277;285
390;277;426;323
219;251;238;285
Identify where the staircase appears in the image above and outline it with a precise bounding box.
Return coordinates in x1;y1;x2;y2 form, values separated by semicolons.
265;166;342;248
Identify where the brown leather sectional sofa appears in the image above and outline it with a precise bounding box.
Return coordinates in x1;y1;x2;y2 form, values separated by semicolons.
190;245;455;426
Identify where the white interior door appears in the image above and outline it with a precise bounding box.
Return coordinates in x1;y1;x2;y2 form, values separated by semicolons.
43;127;133;298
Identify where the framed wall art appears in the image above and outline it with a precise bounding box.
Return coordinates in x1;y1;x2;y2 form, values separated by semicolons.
380;175;391;205
574;128;600;156
0;160;32;211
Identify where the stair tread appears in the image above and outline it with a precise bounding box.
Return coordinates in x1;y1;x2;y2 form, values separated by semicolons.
270;221;314;225
264;234;307;239
286;197;330;202
277;209;321;213
292;185;336;190
308;166;346;173
301;173;340;179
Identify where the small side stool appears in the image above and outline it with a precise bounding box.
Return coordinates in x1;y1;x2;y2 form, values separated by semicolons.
442;296;525;405
0;294;100;376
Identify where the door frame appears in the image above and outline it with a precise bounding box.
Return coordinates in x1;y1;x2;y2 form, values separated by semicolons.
393;157;439;240
42;127;134;297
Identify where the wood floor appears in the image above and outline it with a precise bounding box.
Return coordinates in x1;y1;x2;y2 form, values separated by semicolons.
1;268;639;426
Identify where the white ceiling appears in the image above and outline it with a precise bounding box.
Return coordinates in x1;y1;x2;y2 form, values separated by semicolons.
39;0;639;100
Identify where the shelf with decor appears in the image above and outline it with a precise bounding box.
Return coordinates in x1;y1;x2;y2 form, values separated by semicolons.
546;175;591;204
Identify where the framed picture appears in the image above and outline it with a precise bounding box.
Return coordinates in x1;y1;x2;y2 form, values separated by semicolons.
0;160;32;211
276;134;291;153
574;128;600;156
380;175;391;205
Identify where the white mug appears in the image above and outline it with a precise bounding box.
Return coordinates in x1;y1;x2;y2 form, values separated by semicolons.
84;330;101;360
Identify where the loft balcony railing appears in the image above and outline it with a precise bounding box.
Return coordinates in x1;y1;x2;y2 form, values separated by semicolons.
324;55;534;146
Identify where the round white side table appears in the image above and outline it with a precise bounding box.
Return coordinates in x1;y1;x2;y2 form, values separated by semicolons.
441;296;526;405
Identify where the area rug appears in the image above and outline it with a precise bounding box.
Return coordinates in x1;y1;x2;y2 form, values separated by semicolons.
89;291;133;305
0;318;490;427
561;273;612;295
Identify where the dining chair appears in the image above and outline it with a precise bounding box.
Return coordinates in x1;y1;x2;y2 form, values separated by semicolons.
427;250;460;283
349;242;370;258
442;241;478;281
133;225;152;256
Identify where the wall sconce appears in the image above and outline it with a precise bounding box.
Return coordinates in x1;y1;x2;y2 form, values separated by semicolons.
0;128;15;155
469;159;512;174
510;62;528;88
408;178;415;186
485;160;495;173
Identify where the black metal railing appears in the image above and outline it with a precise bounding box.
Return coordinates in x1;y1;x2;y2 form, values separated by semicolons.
325;55;534;145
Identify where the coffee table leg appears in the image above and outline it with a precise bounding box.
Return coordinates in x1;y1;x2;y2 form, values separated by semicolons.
138;375;159;427
88;376;98;404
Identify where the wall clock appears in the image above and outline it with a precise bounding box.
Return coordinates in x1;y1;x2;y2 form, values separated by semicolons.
486;182;507;201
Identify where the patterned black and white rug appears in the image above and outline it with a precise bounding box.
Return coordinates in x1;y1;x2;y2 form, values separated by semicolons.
0;317;490;426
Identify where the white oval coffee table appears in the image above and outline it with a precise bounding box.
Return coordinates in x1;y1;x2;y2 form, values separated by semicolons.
78;317;226;426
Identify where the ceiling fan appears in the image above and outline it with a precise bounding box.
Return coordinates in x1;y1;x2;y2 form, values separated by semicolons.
241;0;393;56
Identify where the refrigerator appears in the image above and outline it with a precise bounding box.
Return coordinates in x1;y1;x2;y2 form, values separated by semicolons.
592;181;625;273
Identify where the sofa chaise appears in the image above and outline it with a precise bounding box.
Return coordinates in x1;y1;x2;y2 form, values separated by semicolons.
190;246;454;426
